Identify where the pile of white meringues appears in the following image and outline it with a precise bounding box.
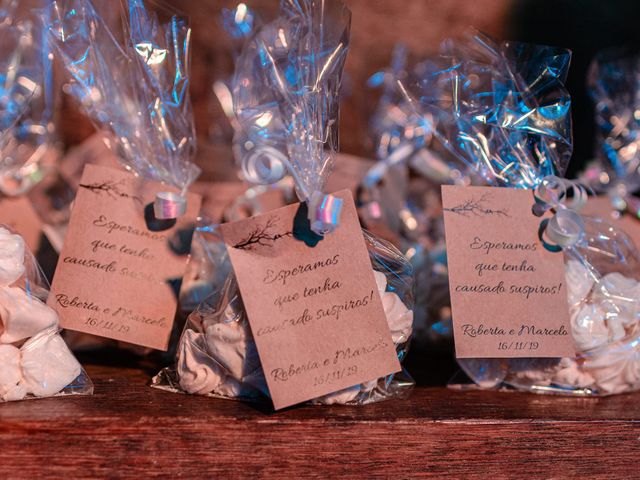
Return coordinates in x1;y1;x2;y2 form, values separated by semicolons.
0;227;82;401
509;259;640;394
177;270;413;404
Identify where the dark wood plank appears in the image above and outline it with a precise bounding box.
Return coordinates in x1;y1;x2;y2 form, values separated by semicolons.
1;362;639;478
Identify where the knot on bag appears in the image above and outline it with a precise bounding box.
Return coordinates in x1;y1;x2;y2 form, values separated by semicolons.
534;175;588;252
242;146;343;235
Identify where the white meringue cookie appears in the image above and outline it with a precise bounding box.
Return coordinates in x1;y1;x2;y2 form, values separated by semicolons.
581;347;640;394
204;308;270;397
315;270;411;403
570;304;610;352
315;379;378;405
458;358;508;389
177;329;225;395
181;267;413;405
0;344;26;401
179;328;266;398
510;370;553;386
552;358;595;389
619;353;640;389
593;272;640;327
599;272;640;300
315;384;361;405
0;286;59;344
361;379;378;395
205;319;261;381
560;266;640;395
374;270;413;344
0;227;25;287
373;270;388;292
20;331;81;397
565;259;594;306
381;291;413;344
506;262;640;395
213;375;251;397
202;301;242;331
507;358;562;386
606;314;627;343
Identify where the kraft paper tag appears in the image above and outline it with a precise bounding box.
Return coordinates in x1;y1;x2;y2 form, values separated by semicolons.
442;185;574;358
48;164;201;350
0;196;43;253
220;189;400;409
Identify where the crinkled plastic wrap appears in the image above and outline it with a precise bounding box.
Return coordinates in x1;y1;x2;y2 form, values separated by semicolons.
41;0;200;191
582;52;640;211
411;32;573;188
463;217;640;396
155;0;416;406
156;229;414;405
231;0;350;200
40;0;201;352
365;46;457;250
363;46;474;348
367;45;472;191
0;225;92;401
222;3;257;42
178;221;231;315
0;0;58;196
216;3;260;175
412;31;640;396
180;180;295;313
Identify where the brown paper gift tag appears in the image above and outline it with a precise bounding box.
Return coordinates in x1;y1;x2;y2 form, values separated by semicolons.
0;196;44;253
48;165;201;350
220;190;400;409
442;185;574;358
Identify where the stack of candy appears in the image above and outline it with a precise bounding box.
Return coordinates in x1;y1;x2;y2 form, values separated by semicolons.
0;226;91;401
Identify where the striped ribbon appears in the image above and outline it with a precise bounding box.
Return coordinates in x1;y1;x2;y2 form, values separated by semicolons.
154;191;187;219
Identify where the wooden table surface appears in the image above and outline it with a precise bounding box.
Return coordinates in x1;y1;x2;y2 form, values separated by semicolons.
1;357;639;479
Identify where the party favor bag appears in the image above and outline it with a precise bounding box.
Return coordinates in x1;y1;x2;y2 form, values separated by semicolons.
413;31;640;396
155;0;415;408
41;0;201;353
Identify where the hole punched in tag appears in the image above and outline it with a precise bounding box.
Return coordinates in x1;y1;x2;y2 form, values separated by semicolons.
293;203;324;247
